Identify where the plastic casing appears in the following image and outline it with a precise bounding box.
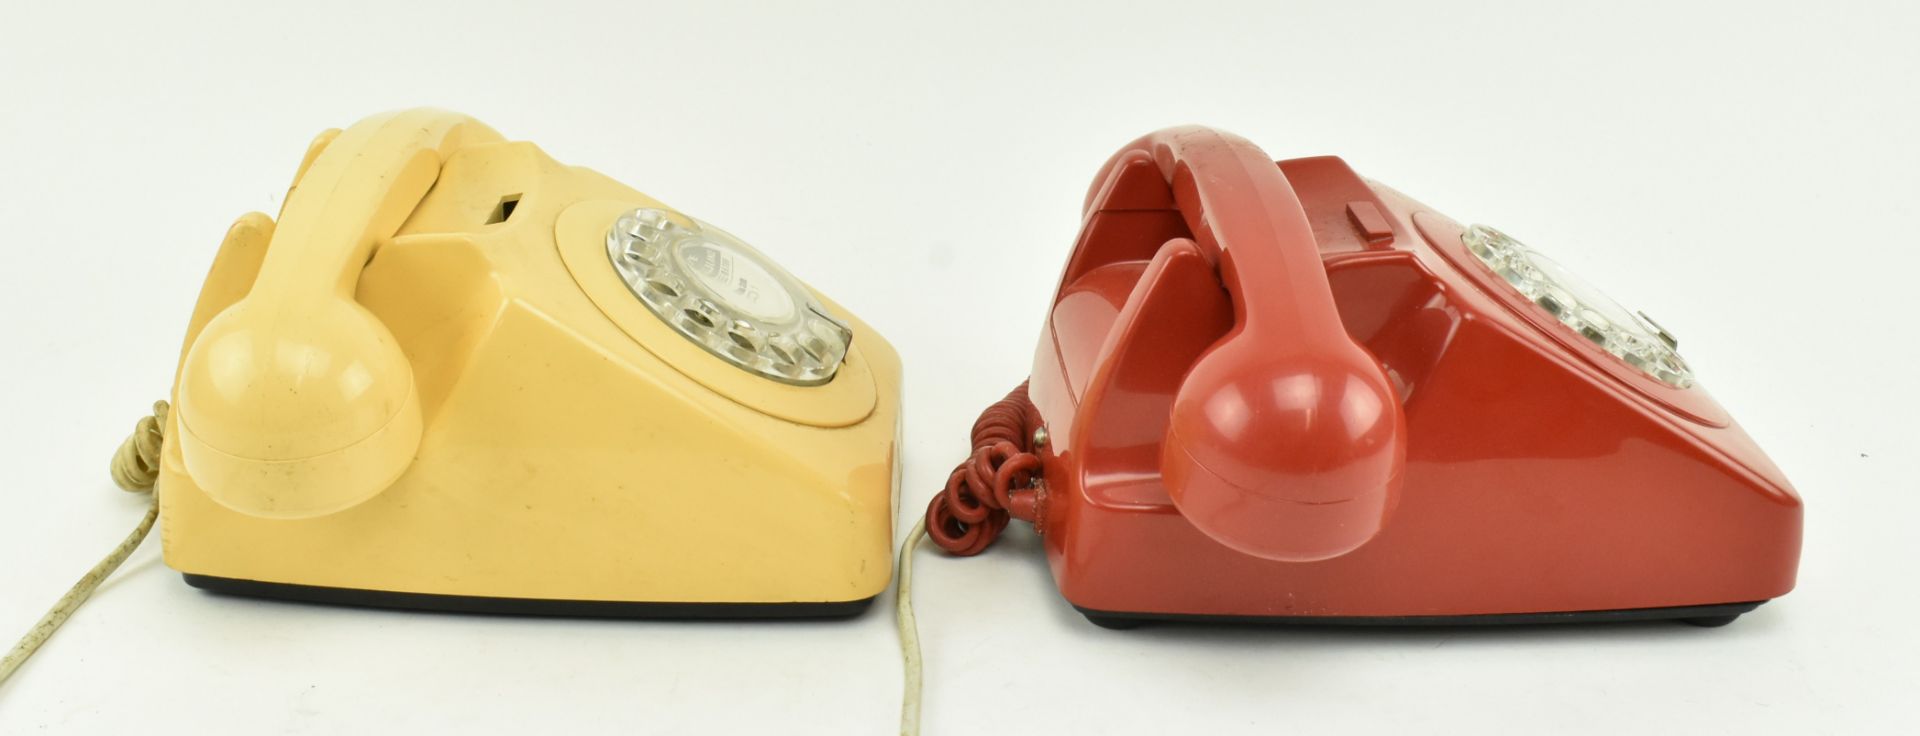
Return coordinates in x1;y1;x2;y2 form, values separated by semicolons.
1029;128;1801;618
157;110;901;606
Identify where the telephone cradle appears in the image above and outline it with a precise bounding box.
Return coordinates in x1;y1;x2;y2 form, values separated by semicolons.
923;127;1801;628
158;109;902;617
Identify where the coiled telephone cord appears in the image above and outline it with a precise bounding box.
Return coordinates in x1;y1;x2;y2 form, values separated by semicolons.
925;382;1042;555
897;383;1042;734
0;401;169;689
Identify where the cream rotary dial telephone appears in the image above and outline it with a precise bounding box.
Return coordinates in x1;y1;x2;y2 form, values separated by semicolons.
157;108;901;615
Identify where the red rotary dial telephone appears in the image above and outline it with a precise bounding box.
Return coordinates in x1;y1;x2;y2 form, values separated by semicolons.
925;127;1802;628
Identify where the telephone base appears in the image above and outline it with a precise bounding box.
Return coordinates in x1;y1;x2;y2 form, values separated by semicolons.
183;575;877;620
1074;601;1764;630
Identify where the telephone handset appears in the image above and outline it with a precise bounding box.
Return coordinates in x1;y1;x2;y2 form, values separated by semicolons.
923;125;1801;628
177;111;495;518
1112;129;1406;562
155;109;902;614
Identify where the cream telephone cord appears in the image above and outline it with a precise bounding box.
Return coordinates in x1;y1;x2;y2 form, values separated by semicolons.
895;517;930;736
0;401;169;688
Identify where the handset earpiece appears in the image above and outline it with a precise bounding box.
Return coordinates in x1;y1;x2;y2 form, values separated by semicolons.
1147;128;1407;562
175;109;502;519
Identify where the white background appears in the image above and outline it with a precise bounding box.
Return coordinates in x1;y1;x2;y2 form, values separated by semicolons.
1;1;1915;733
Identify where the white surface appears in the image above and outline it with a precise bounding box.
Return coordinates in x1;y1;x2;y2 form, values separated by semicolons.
1;1;1914;733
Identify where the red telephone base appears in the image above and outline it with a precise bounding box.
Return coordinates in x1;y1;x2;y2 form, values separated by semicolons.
1074;600;1764;630
1010;130;1801;627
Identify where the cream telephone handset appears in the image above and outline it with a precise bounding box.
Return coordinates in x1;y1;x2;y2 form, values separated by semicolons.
173;112;474;516
138;108;897;615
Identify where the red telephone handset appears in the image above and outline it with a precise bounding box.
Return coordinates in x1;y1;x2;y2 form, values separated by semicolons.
1112;128;1406;561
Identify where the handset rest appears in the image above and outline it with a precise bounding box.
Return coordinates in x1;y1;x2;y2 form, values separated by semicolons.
1117;128;1406;562
175;109;502;519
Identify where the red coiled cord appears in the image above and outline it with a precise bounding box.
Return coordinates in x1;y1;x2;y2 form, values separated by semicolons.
923;382;1043;555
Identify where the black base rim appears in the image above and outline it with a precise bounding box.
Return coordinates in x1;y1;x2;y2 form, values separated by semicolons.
182;574;877;620
1075;600;1766;629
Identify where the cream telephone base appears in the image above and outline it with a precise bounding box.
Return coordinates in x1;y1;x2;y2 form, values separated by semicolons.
157;109;901;617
